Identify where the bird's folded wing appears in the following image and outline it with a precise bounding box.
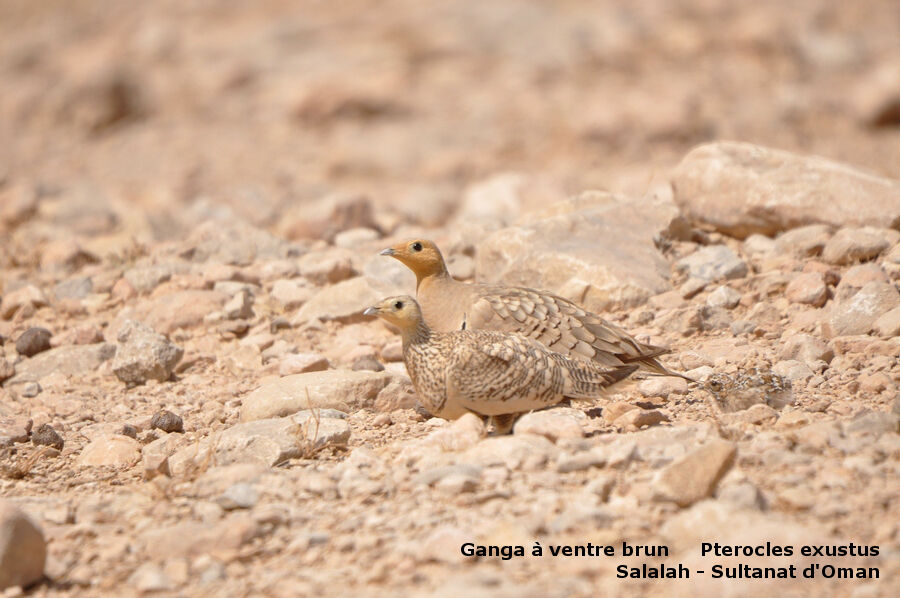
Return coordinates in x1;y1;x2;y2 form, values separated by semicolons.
447;333;555;407
467;287;665;367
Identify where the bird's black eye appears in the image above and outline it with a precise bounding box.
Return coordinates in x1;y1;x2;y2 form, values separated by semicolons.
411;242;422;252
394;300;404;310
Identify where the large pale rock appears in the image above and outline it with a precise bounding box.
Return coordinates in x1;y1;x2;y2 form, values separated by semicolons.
674;245;748;282
672;142;900;238
4;343;115;385
112;320;183;386
0;285;48;320
475;192;674;311
780;334;833;366
292;277;384;324
873;306;900;337
137;290;227;334
278;194;378;242
653;438;736;507
270;279;313;310
182;221;292;265
296;249;356;285
829;281;900;336
77;434;142;468
785;272;828;307
459;434;558;471
513;409;584;442
123;265;175;294
219;415;348;465
0;501;46;590
241;370;392;421
0;358;13;383
139;515;260;561
821;227;893;265
774;224;832;256
0;417;31;446
171;411;349;471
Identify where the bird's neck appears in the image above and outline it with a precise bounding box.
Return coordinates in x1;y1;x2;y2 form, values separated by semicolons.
400;319;432;349
416;267;451;293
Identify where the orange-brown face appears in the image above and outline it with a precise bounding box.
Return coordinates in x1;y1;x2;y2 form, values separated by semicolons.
380;239;448;280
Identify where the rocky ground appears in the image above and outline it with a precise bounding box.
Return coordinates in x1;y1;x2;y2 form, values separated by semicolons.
1;1;899;597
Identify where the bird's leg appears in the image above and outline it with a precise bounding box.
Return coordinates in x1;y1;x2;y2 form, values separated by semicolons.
490;413;518;435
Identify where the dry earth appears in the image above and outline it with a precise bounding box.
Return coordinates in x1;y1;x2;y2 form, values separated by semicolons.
1;1;899;597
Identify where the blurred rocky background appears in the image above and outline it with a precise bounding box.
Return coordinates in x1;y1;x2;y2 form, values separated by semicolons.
0;1;898;596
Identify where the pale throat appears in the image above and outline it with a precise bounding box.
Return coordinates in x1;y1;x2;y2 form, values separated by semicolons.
415;265;450;292
399;319;431;347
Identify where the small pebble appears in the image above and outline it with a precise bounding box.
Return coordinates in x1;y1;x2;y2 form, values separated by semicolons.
15;327;52;357
32;423;64;451
150;410;184;433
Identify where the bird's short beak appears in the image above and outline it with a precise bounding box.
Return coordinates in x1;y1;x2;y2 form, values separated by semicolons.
379;248;395;256
363;306;378;316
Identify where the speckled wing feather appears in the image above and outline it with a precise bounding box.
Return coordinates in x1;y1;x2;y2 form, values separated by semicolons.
445;330;637;416
465;286;674;374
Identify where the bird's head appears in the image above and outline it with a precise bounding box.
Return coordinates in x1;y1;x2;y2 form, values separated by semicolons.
363;295;424;330
379;239;447;280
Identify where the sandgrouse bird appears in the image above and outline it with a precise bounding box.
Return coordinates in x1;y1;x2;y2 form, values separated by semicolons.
381;239;689;380
364;295;638;433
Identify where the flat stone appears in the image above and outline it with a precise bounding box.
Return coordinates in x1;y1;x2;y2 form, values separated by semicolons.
774;224;833;256
77;434;142;468
0;358;13;383
615;408;670;429
772;359;814;382
742;234;776;257
296;250;356;285
822;227;892;265
53;276;93;300
240;370;392;421
270;279;313;310
0;417;32;446
128;562;175;592
124;265;175;294
556;449;607;473
513;410;584;442
459;434;558;471
706;285;741;309
138;290;228;334
216;483;259;510
674;245;748;282
142;433;185;478
278;353;330;376
838;264;890;292
5;343;115;384
873;306;900;337
0;285;48;320
139;515;260;562
171;411;350;472
829;281;900;336
785;272;828;307
780;334;833;366
293;277;383;324
638;377;689;398
653;438;736;507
